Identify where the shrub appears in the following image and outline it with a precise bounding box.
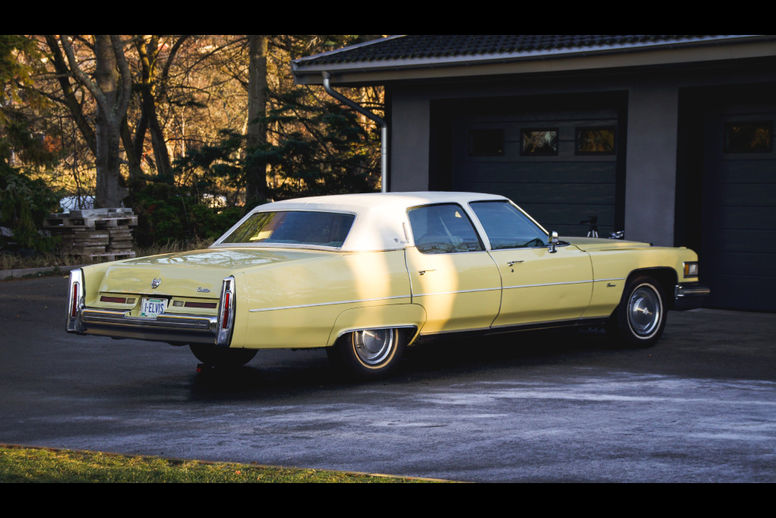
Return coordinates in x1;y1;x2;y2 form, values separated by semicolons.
0;162;62;253
127;180;243;248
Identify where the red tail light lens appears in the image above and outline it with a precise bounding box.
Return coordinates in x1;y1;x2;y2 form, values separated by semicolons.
71;282;79;317
184;301;218;309
222;292;230;328
100;296;128;303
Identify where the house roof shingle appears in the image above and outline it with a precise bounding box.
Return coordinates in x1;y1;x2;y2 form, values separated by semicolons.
294;35;744;66
291;35;774;85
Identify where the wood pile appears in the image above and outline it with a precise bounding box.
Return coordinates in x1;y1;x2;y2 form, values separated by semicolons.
44;208;137;262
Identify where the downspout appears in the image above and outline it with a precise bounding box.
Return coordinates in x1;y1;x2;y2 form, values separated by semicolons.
321;71;388;192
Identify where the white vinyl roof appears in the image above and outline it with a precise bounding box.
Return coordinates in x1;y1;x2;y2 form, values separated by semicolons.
237;191;509;252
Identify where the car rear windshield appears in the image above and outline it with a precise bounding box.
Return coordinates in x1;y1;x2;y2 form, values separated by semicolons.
220;211;355;248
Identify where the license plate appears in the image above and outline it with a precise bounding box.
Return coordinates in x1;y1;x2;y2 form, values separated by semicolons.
139;297;167;319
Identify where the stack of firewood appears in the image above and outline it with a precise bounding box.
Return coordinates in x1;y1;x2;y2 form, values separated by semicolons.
44;208;137;262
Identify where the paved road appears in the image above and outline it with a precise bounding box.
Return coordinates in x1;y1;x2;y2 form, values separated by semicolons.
1;275;775;482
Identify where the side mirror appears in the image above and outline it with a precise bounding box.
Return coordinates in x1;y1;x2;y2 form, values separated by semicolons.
548;231;559;253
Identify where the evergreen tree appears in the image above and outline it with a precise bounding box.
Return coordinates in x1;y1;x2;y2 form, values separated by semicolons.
1;35;63;252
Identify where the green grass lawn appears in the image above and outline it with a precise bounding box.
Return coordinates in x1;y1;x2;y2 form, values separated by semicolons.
0;445;435;483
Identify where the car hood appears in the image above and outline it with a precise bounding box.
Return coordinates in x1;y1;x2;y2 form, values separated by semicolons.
563;236;652;252
95;247;331;298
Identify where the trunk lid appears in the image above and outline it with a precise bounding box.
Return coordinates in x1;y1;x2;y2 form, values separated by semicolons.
96;247;330;298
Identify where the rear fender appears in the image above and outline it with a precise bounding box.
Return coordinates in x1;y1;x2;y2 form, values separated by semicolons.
327;304;427;347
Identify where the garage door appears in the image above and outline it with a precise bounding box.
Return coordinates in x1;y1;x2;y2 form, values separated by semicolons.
450;107;623;237
702;104;776;312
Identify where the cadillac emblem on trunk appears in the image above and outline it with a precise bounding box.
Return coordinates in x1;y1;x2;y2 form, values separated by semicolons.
151;278;162;289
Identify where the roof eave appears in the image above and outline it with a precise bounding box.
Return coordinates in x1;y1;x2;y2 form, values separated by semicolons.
292;35;776;86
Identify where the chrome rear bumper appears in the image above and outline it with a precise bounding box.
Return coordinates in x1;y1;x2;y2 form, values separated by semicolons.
76;308;220;344
66;268;236;347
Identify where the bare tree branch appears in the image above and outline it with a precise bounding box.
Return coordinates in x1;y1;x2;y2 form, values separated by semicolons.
157;35;189;99
111;35;132;122
59;35;109;118
43;35;96;154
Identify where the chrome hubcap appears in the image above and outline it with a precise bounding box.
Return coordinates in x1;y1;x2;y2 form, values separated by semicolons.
353;329;395;366
627;284;662;337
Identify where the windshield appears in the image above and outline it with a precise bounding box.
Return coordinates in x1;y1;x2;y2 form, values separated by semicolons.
219;211;355;248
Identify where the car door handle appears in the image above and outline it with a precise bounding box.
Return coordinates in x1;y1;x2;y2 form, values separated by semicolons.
506;260;524;267
418;269;436;276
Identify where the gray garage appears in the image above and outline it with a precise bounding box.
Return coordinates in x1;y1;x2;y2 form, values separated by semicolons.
678;84;776;311
439;94;624;237
293;35;776;312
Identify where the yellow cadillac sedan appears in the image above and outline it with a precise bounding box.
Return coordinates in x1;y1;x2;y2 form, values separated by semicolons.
66;192;709;378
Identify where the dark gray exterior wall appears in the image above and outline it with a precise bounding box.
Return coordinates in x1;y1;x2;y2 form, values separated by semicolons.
624;83;679;246
387;58;776;247
390;93;431;191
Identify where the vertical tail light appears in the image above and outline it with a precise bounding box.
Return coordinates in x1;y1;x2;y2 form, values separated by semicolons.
66;269;84;332
222;292;231;328
216;276;235;346
71;282;79;316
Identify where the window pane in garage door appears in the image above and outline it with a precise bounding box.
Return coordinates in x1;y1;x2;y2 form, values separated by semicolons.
452;110;619;237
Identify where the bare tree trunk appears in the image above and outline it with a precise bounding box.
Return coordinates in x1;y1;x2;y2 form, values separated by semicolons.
144;90;173;183
121;114;147;185
93;35;125;207
245;35;268;208
95;111;124;207
61;35;132;208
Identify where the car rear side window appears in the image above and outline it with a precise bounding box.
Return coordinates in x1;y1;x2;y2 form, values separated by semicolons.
469;200;548;249
408;204;483;254
221;211;355;248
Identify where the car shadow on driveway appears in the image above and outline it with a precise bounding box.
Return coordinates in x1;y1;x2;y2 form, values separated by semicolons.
186;326;619;398
185;308;776;400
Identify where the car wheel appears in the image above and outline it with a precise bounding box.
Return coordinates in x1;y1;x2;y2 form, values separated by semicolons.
608;275;667;348
329;328;406;378
189;344;257;367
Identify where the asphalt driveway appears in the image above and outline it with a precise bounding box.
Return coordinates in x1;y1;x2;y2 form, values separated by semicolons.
1;275;775;482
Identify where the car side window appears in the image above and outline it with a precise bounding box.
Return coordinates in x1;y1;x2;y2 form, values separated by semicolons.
408;204;484;254
469;200;548;249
